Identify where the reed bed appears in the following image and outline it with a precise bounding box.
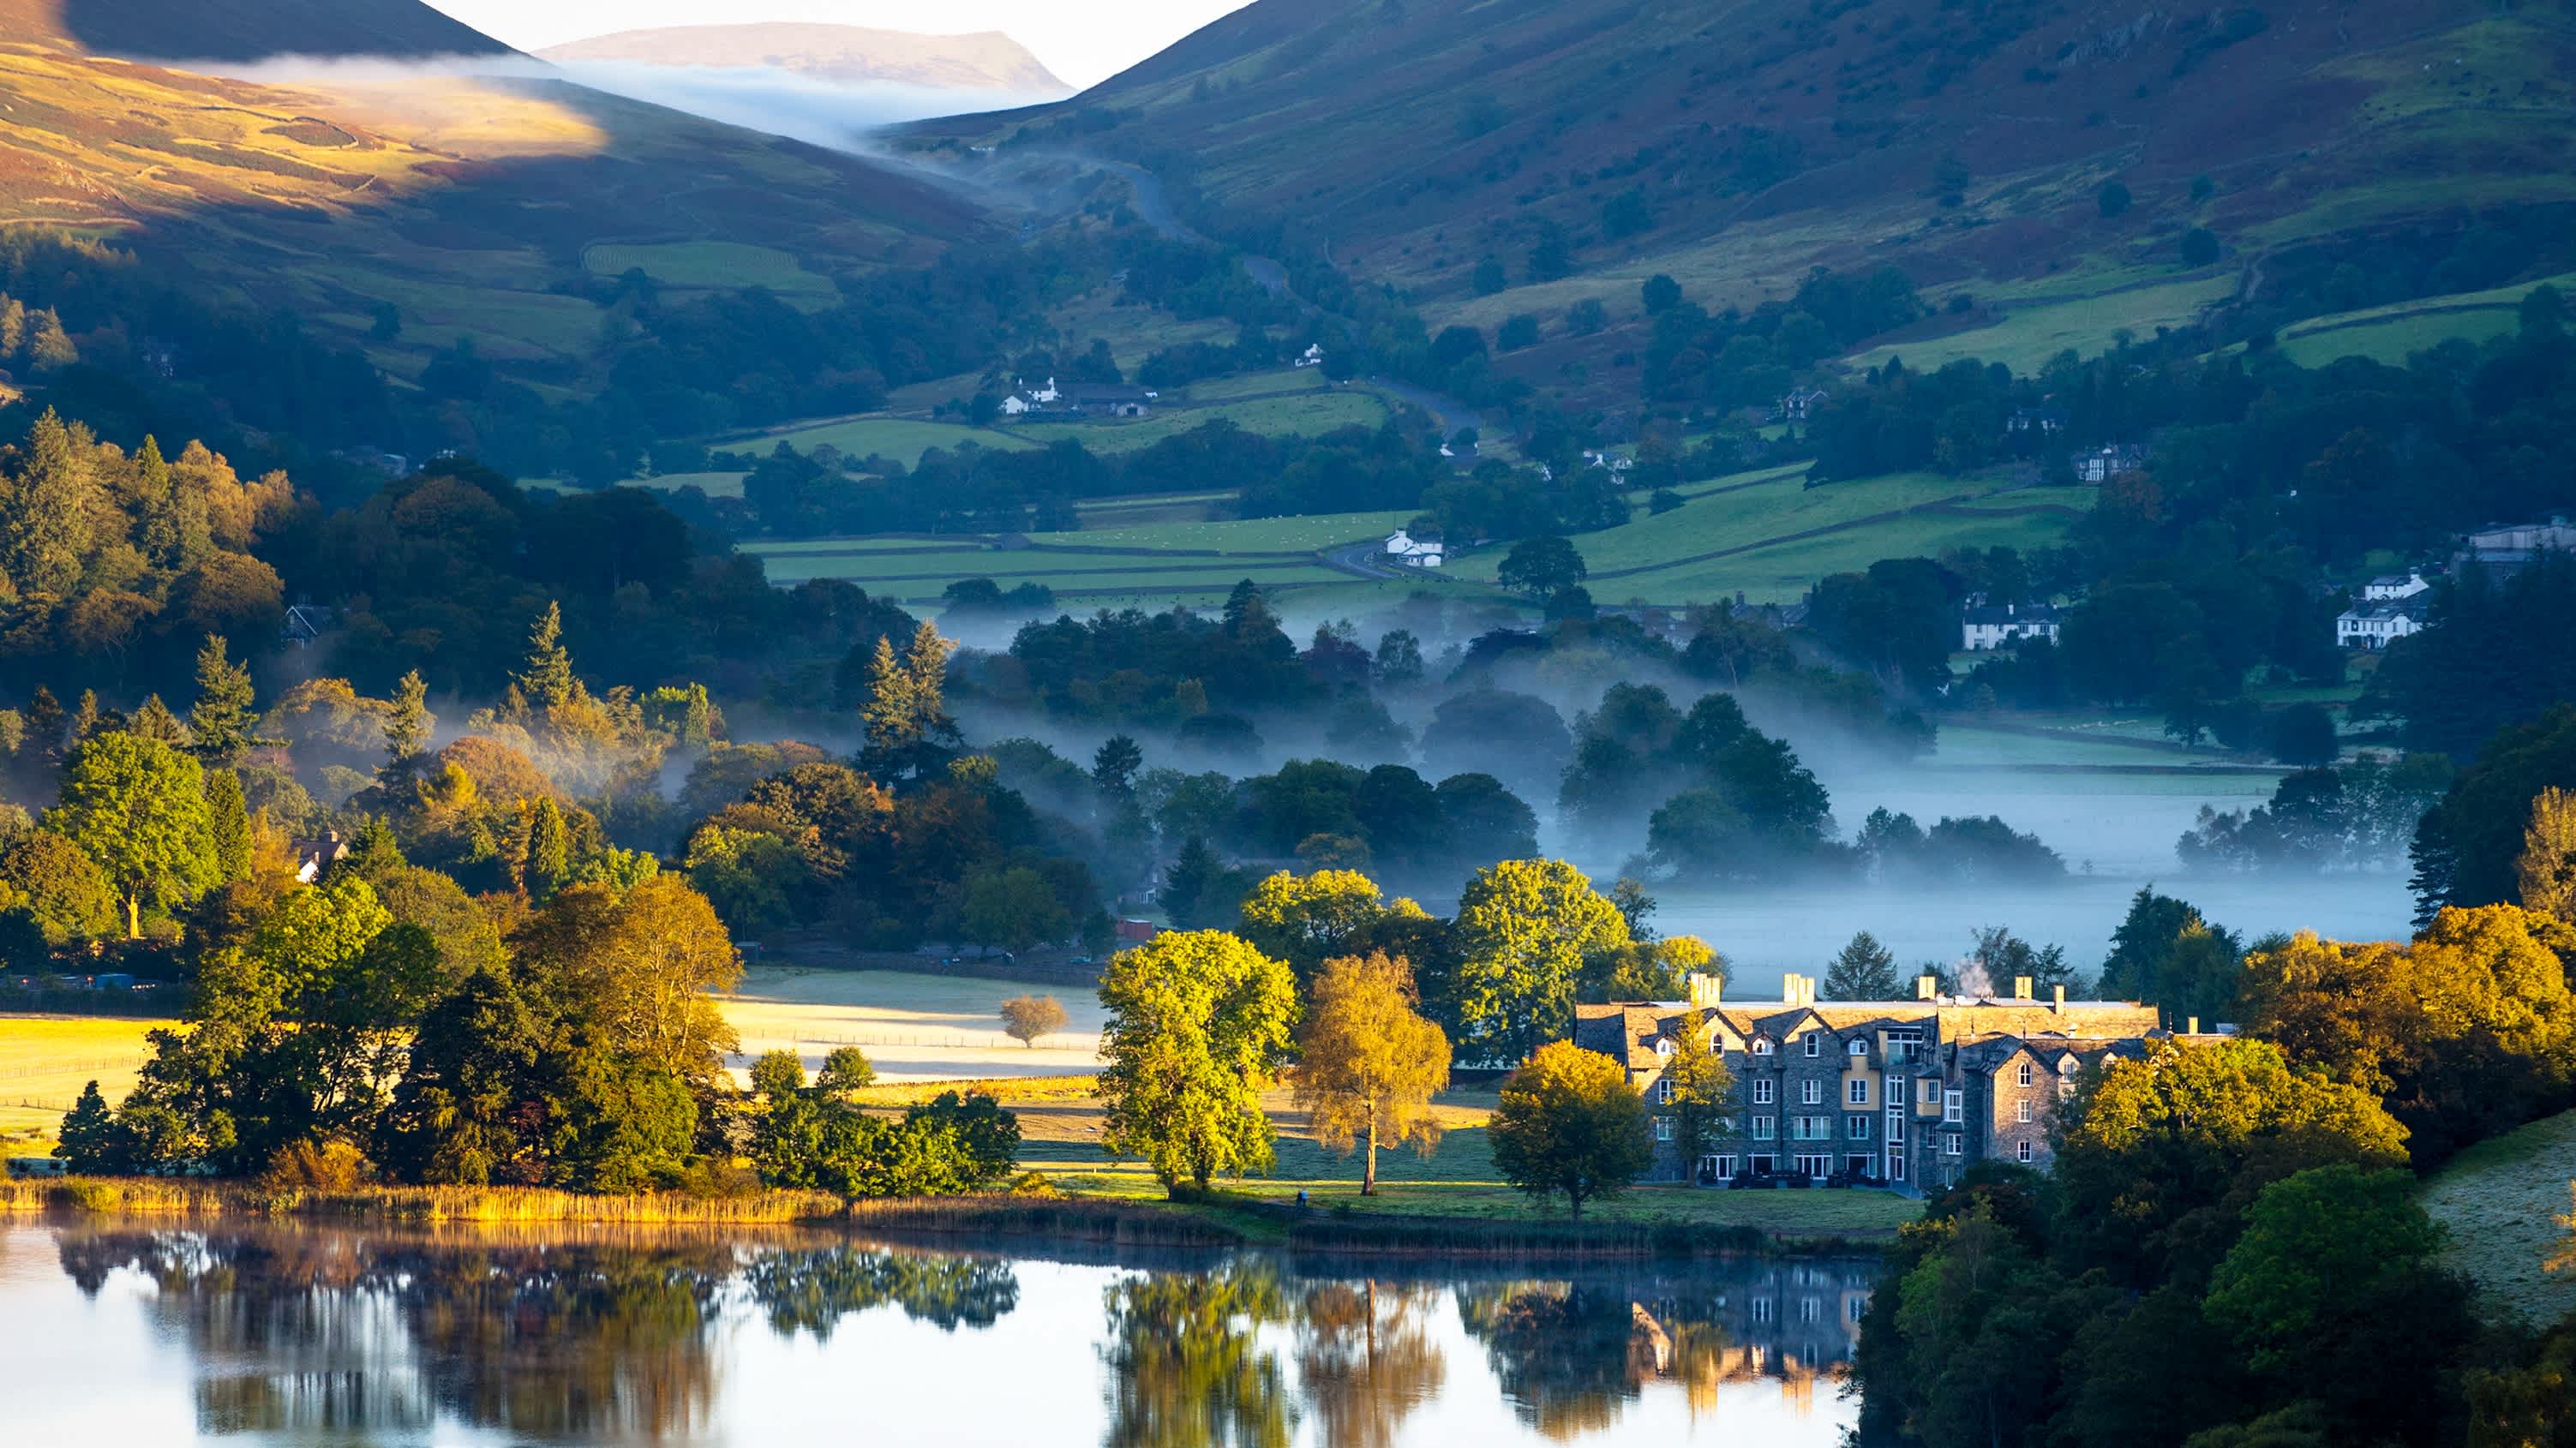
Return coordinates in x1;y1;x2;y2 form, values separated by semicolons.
0;1176;846;1224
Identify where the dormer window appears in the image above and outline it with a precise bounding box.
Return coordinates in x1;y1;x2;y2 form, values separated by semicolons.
1753;1038;1775;1056
1849;1039;1869;1056
1656;1038;1675;1058
1803;1032;1821;1057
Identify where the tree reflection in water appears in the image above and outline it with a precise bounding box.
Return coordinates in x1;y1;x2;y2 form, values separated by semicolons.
54;1227;1022;1442
1296;1281;1447;1448
1099;1263;1296;1448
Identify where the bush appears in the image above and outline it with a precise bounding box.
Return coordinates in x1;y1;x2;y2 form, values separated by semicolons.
262;1140;375;1192
2182;228;2222;266
2098;180;2132;218
1497;314;1542;351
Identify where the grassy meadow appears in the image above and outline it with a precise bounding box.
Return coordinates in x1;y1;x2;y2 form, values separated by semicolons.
0;1015;168;1152
2424;1108;2576;1325
722;966;1105;1086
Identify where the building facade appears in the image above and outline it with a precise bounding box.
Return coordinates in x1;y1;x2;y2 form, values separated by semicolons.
1571;972;2161;1191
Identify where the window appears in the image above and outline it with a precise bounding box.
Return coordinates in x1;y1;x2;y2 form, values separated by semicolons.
1849;1297;1870;1323
1800;1079;1824;1105
1847;1115;1872;1140
1803;1032;1821;1057
2016;1061;2034;1087
1752;1297;1773;1324
2016;1140;2034;1164
1656;1079;1674;1104
1800;1296;1821;1325
1656;1038;1674;1058
1847;1078;1870;1105
1752;1116;1776;1140
1752;1079;1775;1105
1705;1154;1736;1182
1753;1038;1775;1056
1944;1136;1962;1157
2016;1099;2034;1124
1886;1105;1904;1143
1794;1154;1833;1176
1655;1117;1674;1141
1849;1038;1869;1056
1918;1077;1940;1106
1889;1152;1907;1182
1943;1089;1963;1124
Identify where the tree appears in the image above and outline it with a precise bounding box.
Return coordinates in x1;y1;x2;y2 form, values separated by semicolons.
999;994;1069;1048
2267;703;2339;768
1824;930;1902;1000
2;411;99;598
1660;1022;1734;1177
520;796;572;901
1293;952;1452;1194
750;1047;806;1099
27;308;74;370
380;670;431;787
2181;228;2222;266
818;1045;877;1093
1496;536;1587;599
1488;1041;1652;1220
1091;734;1143;799
1097;930;1298;1193
2519;786;2576;923
48;730;218;937
0;829;117;946
2097;180;2132;218
2203;1164;2446;1376
55;1080;121;1172
204;769;251;884
1452;860;1630;1064
376;967;548;1185
1236;869;1412;984
515;601;577;709
187;635;258;767
962;866;1074;953
1642;274;1683;314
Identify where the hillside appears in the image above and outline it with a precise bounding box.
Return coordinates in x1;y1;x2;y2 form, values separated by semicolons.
3;0;512;60
0;0;987;380
945;0;2576;363
538;23;1069;96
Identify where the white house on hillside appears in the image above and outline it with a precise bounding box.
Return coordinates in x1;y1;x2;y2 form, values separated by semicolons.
2363;572;2429;601
2337;596;2426;649
999;377;1062;416
1295;343;1327;368
1962;602;2062;650
1384;530;1445;568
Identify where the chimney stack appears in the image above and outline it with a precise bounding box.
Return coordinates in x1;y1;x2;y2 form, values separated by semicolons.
2052;984;2066;1012
2012;975;2034;1001
1782;973;1812;1008
1916;974;1938;1001
2186;1016;2201;1035
1687;972;1722;1009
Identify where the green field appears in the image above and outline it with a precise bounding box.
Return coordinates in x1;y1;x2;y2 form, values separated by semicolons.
752;417;1040;467
2273;272;2576;368
2424;1108;2576;1325
1010;388;1389;455
0;1014;169;1148
1848;272;2242;374
1183;368;1329;401
582;242;836;300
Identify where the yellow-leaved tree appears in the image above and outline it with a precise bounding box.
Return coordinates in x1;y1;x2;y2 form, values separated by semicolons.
2519;786;2576;924
1293;952;1452;1195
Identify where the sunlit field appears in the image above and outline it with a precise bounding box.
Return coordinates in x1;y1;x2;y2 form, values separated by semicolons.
720;966;1106;1086
0;1016;168;1147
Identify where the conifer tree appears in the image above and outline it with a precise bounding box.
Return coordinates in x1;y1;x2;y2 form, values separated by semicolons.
70;690;99;742
380;670;431;786
188;635;258;766
2519;786;2576;924
1;411;97;597
1824;930;1903;1000
205;768;251;883
521;796;572;901
858;634;916;755
0;296;24;359
25;685;63;761
129;695;187;745
54;1080;120;1173
514;602;577;709
26;308;74;371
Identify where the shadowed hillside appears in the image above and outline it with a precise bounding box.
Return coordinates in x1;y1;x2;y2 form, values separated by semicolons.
9;0;513;60
928;0;2576;347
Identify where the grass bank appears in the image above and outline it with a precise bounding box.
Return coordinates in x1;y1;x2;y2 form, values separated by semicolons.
2423;1107;2576;1325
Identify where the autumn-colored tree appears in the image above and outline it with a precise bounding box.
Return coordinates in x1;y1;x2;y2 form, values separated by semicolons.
1660;1020;1735;1176
513;876;743;1086
1487;1041;1652;1220
1293;952;1452;1194
2518;786;2576;923
998;994;1069;1048
1098;930;1298;1193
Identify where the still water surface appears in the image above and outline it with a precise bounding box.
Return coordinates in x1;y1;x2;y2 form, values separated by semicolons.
0;1223;1866;1446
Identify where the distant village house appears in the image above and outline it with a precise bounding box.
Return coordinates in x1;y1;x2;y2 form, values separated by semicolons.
1383;529;1445;569
1960;601;2062;650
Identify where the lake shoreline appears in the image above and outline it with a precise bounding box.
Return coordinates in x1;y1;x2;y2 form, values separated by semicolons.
1;1176;1894;1260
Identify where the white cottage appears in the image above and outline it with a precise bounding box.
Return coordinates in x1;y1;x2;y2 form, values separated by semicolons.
1384;530;1445;568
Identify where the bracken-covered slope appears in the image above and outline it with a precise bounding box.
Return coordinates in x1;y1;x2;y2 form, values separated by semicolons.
987;0;2576;335
5;0;515;61
538;23;1069;96
0;0;988;380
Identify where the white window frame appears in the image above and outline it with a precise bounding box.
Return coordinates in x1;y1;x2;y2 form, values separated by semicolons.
2016;1098;2034;1124
1847;1078;1870;1105
1752;1079;1775;1105
1889;1152;1907;1182
1794;1153;1833;1176
2016;1140;2034;1164
1886;1105;1904;1143
1803;1032;1821;1057
1944;1135;1962;1157
1657;1079;1674;1104
1752;1038;1775;1056
1847;1115;1872;1140
1943;1089;1963;1124
1655;1117;1674;1141
1706;1154;1736;1181
1849;1038;1869;1056
1800;1079;1823;1105
2017;1061;2034;1087
1918;1078;1940;1105
1752;1116;1776;1140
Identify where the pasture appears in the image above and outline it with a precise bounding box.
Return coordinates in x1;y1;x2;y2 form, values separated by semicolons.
0;1015;168;1147
2423;1108;2576;1325
752;417;1039;468
2272;271;2576;368
1847;272;2241;374
720;966;1105;1086
582;241;836;302
1008;387;1390;454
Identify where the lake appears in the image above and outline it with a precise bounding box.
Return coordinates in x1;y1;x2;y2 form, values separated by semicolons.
0;1221;1870;1445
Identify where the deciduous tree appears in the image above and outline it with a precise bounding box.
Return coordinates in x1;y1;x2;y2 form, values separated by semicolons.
48;730;218;937
2518;785;2576;923
1294;952;1451;1194
999;994;1068;1049
1487;1041;1652;1220
1451;859;1631;1064
1097;930;1298;1193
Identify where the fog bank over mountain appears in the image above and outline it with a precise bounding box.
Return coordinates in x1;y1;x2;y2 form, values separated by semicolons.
539;23;1069;95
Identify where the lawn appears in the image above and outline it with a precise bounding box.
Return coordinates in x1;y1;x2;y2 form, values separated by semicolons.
1183;368;1329;401
2423;1108;2576;1325
0;1015;170;1148
627;470;749;499
1010;389;1389;455
753;416;1039;467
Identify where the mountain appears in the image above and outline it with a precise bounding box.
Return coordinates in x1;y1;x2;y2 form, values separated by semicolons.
538;23;1069;96
4;0;514;60
959;0;2576;350
0;0;986;381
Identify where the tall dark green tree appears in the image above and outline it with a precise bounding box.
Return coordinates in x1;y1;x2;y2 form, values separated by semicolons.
1824;930;1902;999
204;769;252;884
187;635;258;768
515;601;577;709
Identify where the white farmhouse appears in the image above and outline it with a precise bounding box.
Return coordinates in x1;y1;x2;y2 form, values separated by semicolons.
1384;529;1445;569
2363;572;2429;601
2336;597;2426;649
1000;377;1062;416
1961;602;2062;651
1295;343;1327;368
